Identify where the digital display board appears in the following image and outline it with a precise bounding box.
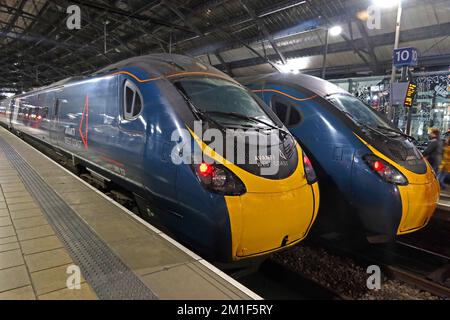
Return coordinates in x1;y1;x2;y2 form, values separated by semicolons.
404;82;418;107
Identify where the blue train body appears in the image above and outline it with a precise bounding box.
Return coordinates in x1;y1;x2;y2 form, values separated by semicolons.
242;73;439;241
0;55;320;262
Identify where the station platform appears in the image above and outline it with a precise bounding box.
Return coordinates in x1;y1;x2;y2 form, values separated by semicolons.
0;127;259;300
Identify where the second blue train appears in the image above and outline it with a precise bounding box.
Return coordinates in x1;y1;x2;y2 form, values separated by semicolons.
242;73;439;243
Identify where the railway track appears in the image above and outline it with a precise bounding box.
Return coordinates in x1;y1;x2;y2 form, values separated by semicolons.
233;258;346;300
312;237;450;299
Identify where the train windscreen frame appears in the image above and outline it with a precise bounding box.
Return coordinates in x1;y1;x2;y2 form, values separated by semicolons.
174;77;282;129
327;93;393;130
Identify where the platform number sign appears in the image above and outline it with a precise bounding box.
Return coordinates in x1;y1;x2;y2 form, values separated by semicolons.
393;47;418;68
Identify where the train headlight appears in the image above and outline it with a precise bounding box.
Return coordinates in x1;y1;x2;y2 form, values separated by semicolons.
302;152;317;184
364;155;408;186
194;162;247;196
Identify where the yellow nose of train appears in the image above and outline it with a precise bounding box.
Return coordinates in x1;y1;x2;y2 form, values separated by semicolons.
393;159;439;234
191;132;320;261
362;139;439;235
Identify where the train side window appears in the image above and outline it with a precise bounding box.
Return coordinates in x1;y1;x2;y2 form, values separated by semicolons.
288;107;301;127
123;80;143;120
273;101;288;124
132;92;142;117
271;96;302;128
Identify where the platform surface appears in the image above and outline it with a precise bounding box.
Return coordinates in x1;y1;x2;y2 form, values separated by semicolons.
436;191;450;222
0;127;258;300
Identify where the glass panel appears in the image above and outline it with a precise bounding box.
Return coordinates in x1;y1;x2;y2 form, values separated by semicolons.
125;86;134;115
328;94;393;129
175;78;276;126
273;101;288;124
132;93;142;117
288;107;301;126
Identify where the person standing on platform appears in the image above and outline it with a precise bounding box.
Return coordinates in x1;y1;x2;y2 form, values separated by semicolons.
423;128;443;175
438;136;450;190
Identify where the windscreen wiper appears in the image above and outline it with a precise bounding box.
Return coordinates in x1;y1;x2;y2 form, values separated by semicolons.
342;111;409;139
176;90;226;131
342;111;385;136
376;126;416;141
204;111;290;137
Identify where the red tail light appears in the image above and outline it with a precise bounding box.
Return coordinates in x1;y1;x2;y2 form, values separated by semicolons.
193;162;246;195
198;162;213;177
302;152;317;184
364;155;408;185
373;160;384;172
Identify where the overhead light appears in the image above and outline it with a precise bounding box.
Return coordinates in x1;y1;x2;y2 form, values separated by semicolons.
277;57;309;74
115;0;128;10
329;25;342;36
372;0;401;8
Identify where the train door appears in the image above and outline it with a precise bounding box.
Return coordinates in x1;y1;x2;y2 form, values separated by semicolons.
49;95;61;146
11;99;20;127
6;99;14;128
116;77;146;185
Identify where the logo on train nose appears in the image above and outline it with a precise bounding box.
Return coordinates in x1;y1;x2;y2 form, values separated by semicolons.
255;154;275;162
255;151;287;167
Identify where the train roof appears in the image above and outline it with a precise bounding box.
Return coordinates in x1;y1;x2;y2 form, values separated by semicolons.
93;53;223;78
238;73;348;98
11;54;230;99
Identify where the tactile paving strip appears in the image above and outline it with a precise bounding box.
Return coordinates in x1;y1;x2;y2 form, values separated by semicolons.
0;137;158;300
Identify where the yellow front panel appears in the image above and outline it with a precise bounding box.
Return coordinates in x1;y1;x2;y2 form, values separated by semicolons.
397;173;440;234
188;128;320;260
354;134;440;235
226;183;318;259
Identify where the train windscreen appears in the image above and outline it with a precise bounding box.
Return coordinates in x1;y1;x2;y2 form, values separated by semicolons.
174;77;280;128
327;94;393;130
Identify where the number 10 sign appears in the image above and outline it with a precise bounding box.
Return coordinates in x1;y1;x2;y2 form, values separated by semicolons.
393;47;419;68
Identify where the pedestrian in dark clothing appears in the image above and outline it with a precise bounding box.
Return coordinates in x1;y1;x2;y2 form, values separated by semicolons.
438;136;450;189
423;128;443;174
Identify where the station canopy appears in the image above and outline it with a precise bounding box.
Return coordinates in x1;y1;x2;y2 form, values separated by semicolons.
0;0;449;96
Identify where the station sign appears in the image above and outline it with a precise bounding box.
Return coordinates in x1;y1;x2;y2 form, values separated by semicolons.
393;47;419;68
404;82;418;108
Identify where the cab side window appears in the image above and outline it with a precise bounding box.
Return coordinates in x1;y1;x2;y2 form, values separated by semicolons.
123;80;143;120
271;95;302;128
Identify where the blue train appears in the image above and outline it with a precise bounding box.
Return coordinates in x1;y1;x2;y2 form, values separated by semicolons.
242;73;439;243
0;55;320;262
